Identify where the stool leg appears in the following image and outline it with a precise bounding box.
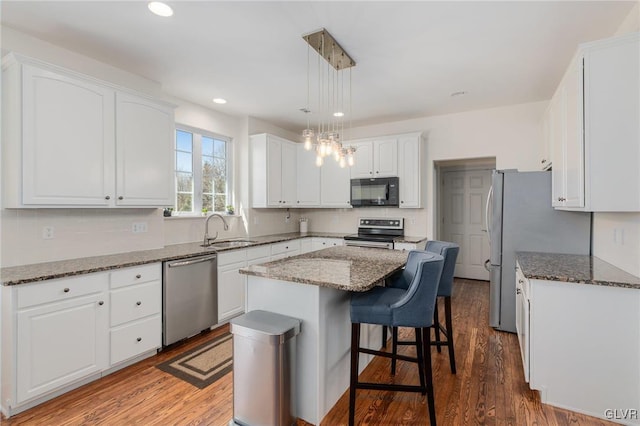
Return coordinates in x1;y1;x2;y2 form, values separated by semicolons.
445;296;456;374
434;298;442;353
391;326;399;375
422;327;437;426
382;325;388;349
414;328;426;395
349;323;361;426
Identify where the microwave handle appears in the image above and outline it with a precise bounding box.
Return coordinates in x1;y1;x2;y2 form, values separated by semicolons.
386;183;389;200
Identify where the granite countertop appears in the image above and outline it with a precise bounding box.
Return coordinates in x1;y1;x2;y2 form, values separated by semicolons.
0;231;349;286
394;235;428;245
516;251;640;289
239;245;410;292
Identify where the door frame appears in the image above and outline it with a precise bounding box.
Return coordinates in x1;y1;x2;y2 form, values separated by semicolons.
434;158;496;271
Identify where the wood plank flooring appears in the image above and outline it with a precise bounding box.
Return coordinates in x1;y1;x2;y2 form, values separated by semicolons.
2;279;615;426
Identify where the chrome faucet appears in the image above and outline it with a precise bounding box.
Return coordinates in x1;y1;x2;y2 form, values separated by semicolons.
203;213;229;246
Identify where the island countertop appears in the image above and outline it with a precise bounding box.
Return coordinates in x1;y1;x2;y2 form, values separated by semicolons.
239;245;409;292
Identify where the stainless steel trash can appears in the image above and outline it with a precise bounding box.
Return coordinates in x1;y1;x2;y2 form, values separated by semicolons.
230;310;301;426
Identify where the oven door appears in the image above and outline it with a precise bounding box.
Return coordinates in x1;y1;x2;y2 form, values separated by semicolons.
350;178;398;207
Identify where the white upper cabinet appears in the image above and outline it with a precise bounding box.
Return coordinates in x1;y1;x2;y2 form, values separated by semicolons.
397;133;424;208
1;54;175;208
115;92;174;206
320;155;352;208
551;33;639;211
350;138;398;178
296;144;321;207
251;133;298;208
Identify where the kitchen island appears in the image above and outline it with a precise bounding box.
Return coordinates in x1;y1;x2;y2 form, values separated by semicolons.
239;246;409;425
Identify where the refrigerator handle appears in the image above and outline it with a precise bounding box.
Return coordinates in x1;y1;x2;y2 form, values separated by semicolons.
485;184;494;246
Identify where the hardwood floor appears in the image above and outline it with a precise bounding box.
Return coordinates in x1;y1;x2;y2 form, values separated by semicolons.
2;279;615;426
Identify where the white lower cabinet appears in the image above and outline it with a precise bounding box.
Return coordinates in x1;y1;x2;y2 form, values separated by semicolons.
311;237;344;251
2;263;162;417
217;250;248;322
271;239;302;260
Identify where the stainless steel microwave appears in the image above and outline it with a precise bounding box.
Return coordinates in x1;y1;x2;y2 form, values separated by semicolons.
350;177;399;207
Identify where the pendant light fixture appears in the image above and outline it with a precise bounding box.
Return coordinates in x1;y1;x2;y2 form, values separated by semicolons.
302;28;357;168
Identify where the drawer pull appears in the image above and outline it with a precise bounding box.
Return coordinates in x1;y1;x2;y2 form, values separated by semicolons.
136;337;142;342
105;195;111;200
135;274;142;279
63;288;70;293
136;301;142;306
118;196;124;200
516;289;522;295
98;301;104;306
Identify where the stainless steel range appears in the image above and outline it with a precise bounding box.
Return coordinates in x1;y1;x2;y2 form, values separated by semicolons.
343;218;404;249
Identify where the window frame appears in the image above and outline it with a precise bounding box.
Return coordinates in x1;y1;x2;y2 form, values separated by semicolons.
173;124;233;216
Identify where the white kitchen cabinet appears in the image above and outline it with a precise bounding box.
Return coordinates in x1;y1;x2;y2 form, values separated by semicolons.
539;105;552;170
296;144;321;207
251;133;298;208
13;273;109;406
1;54;175;208
311;237;344;251
1;263;163;417
108;264;162;366
397;133;424;208
516;261;640;423
350;138;398;178
271;239;302;260
115;92;174;207
551;33;640;211
320;156;352;208
217;250;248;322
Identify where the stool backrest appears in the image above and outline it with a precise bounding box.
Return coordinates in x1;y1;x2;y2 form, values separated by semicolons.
391;251;444;328
424;240;459;297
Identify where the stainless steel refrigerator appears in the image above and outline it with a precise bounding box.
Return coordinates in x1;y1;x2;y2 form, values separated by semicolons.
486;170;591;333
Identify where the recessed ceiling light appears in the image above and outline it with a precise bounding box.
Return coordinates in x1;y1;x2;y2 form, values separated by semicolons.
148;2;173;17
451;91;467;97
212;98;227;104
333;112;344;117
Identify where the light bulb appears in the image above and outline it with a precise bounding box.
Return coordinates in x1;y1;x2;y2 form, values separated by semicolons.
347;153;354;166
334;150;340;162
316;155;324;167
339;157;346;168
304;138;312;151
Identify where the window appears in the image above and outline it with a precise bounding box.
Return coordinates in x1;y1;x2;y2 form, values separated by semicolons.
174;126;231;214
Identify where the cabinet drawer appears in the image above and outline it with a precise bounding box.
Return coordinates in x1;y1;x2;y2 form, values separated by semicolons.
110;315;161;365
17;273;107;309
218;249;247;266
271;240;301;255
246;245;271;260
110;263;161;289
110;281;161;326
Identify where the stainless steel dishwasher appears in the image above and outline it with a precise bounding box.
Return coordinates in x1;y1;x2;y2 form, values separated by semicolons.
163;254;217;346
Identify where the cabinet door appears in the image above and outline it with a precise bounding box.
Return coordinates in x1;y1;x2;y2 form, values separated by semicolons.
320;157;352;207
373;138;398;177
540;106;552;170
350;142;374;178
281;141;297;206
550;88;566;207
16;293;108;403
115;92;174;206
218;261;246;322
562;59;585;208
296;145;321;206
22;65;115;206
398;135;421;208
266;137;283;207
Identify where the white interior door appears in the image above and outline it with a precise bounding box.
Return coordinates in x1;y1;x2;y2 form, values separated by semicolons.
441;169;492;280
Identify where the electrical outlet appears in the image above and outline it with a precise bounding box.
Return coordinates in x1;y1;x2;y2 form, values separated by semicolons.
132;222;148;233
42;226;54;239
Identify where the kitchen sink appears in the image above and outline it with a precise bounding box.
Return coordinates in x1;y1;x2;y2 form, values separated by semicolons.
200;239;258;249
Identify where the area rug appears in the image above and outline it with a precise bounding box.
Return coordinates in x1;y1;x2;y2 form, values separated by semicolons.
156;332;233;389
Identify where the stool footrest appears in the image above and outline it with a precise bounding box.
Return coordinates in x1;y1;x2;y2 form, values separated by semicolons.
356;382;426;394
359;347;418;364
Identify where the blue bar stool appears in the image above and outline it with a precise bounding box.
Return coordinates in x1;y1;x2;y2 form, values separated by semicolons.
391;240;460;375
349;251;444;426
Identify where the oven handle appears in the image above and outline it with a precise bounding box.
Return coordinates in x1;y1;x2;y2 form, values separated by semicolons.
345;240;394;250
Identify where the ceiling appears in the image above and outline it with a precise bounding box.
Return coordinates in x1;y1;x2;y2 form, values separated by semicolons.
1;1;635;133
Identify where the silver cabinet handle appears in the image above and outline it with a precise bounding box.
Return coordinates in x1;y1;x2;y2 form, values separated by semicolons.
105;195;111;200
557;197;566;202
